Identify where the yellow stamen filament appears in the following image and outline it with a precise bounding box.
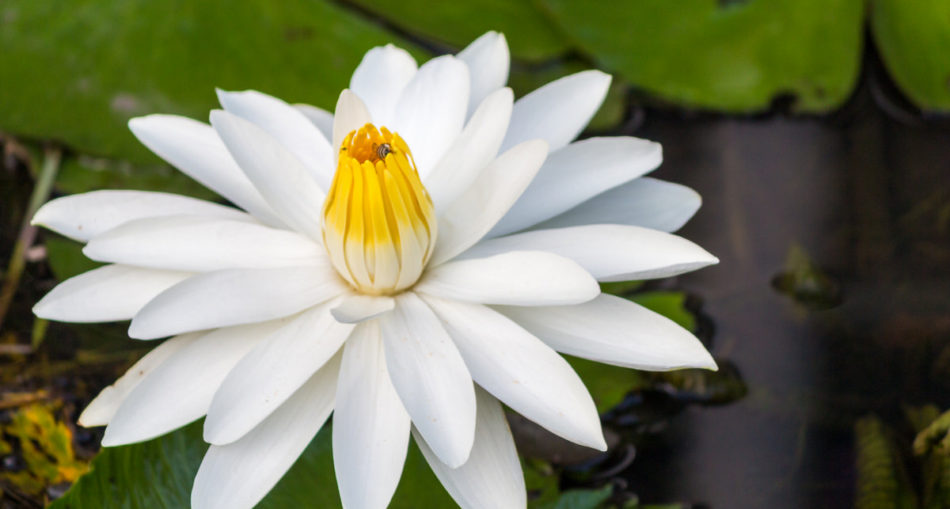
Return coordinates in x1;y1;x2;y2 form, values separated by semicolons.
322;124;436;295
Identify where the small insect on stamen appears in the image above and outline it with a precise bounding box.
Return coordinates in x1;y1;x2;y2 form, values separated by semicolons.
376;143;393;160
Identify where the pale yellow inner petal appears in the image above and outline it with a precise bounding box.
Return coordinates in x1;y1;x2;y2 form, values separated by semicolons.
322;124;436;295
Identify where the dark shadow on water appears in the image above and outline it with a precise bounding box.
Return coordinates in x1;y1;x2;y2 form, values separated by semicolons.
620;72;950;508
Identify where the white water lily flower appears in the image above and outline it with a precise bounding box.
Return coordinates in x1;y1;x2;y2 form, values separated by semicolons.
33;32;718;509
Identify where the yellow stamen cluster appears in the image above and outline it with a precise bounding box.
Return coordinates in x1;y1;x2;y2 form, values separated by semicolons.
322;124;436;295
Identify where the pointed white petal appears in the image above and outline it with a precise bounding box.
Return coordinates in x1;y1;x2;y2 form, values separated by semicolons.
334;322;410;509
536;177;702;233
417;251;599;306
332;90;372;158
204;301;353;445
128;266;346;339
34;265;190;324
32;190;251;243
501;70;611;153
217;89;334;191
431;140;547;265
415;387;525;509
293;103;334;141
380;293;475;468
393;55;470;176
350;44;418;127
425;87;513;213
210;110;325;239
128;115;281;225
425;297;606;450
490;137;662;236
498;294;717;371
457;31;510;119
464;224;717;282
79;334;196;427
192;354;340;509
83;215;324;272
101;322;279;446
330;294;395;324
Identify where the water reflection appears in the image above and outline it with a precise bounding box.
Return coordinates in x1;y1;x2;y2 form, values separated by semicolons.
623;89;950;507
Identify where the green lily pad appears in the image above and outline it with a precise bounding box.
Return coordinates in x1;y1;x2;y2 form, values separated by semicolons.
43;236;101;281
53;418;620;508
0;0;422;166
569;356;647;413
870;0;950;112
345;0;569;61
629;291;696;332
51;421;456;509
541;0;865;112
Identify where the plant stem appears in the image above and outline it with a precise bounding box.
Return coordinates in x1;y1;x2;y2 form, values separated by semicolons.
0;146;61;333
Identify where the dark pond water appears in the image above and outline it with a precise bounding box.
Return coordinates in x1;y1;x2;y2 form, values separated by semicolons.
616;70;950;508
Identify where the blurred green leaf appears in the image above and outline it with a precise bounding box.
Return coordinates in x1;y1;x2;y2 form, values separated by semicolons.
0;0;422;166
52;421;456;508
534;485;612;509
55;155;215;199
870;0;950;112
44;236;101;281
630;291;696;332
568;356;646;413
346;0;569;61
541;0;864;112
853;415;920;509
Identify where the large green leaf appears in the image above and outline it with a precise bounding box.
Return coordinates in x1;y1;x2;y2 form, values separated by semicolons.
0;0;423;165
870;0;950;112
52;419;619;508
541;0;865;112
51;421;456;508
569;356;646;413
346;0;569;61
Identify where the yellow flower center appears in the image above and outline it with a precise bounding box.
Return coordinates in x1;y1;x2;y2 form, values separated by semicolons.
322;124;437;295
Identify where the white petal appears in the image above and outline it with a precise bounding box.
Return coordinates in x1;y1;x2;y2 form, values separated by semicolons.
350;44;418;127
490;137;662;236
210;110;325;239
101;322;278;446
128;115;281;225
498;294;717;371
535;177;702;233
501;70;611;153
379;293;475;468
330;294;395;324
217;89;334;191
332;90;372;159
457;31;510;119
128;266;346;339
334;322;410;509
293;103;334;141
415;387;525;509
392;55;470;176
464;224;717;282
78;334;196;427
431;140;547;265
424;297;606;450
204;301;353;445
32;190;251;243
425;87;513;214
417;251;599;306
83;215;324;272
192;354;340;509
34;265;190;324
